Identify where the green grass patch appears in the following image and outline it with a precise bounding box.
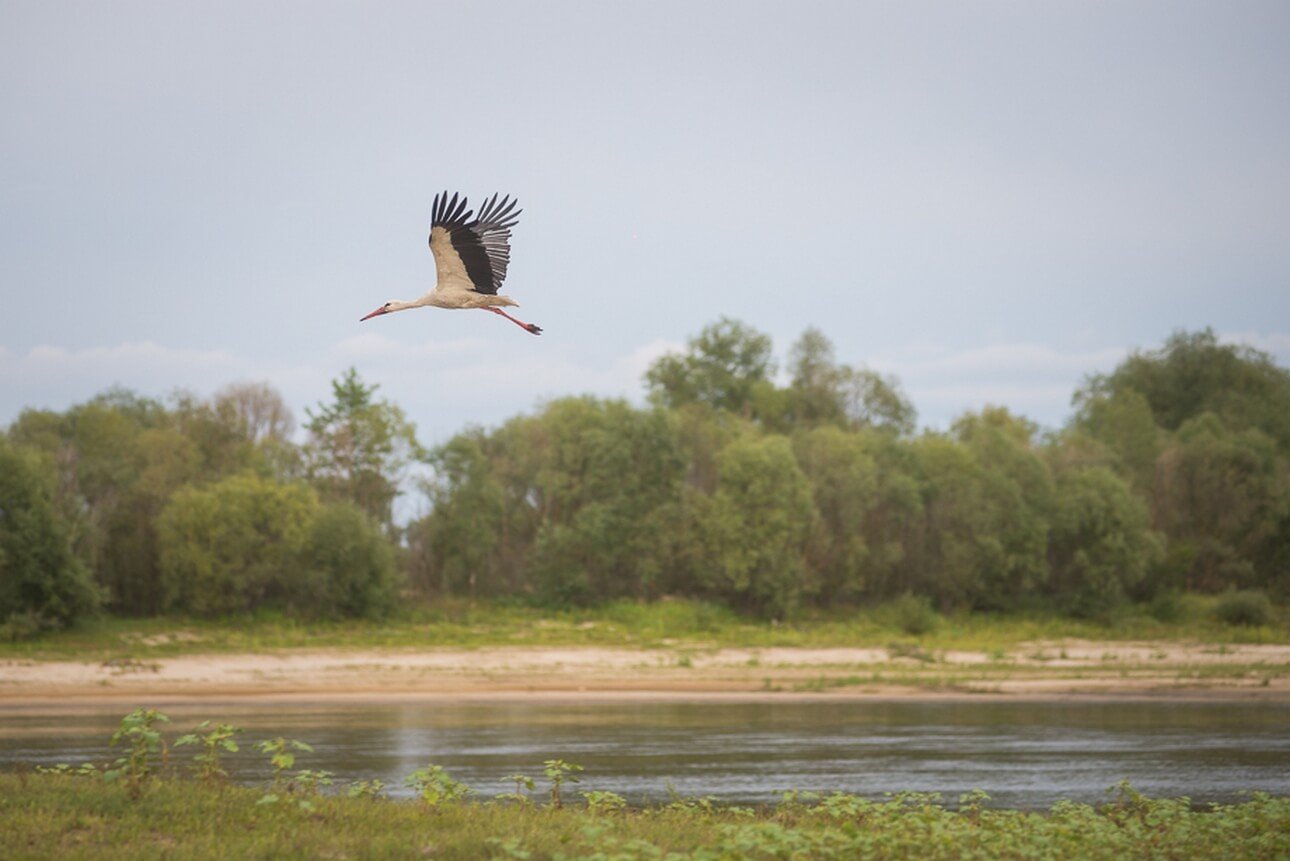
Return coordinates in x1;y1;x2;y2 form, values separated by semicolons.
1;595;1285;662
1;773;1286;860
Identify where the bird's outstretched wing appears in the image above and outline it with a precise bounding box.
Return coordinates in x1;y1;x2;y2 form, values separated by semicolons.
428;191;522;295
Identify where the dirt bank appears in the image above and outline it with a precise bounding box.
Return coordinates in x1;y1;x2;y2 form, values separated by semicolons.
1;640;1287;706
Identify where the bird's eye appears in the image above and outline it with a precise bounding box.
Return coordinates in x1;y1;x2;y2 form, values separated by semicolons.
383;302;391;309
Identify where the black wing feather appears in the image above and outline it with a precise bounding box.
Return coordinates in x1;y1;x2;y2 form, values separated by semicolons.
429;189;522;295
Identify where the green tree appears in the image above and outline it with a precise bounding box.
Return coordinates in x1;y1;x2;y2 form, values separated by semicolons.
213;381;300;479
0;438;102;633
792;426;878;602
8;394;174;614
903;415;1052;611
902;435;988;607
300;502;400;618
759;326;916;434
526;398;685;605
950;408;1053;607
157;473;317;616
791;426;925;605
6;386;286;615
783;327;848;427
1075;328;1290;451
690;434;815;617
1153;414;1287;593
837;367;916;435
1066;388;1162;495
304;368;425;529
412;434;504;597
646;318;776;418
1047;466;1163;617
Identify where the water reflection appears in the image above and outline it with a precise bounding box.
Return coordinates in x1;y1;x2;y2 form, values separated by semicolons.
2;700;1286;808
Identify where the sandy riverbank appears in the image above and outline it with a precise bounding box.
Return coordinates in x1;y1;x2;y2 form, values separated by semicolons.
2;640;1287;706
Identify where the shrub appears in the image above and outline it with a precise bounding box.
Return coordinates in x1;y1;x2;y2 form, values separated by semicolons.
889;592;939;635
157;473;316;616
1147;590;1185;623
300;502;399;618
1214;589;1273;627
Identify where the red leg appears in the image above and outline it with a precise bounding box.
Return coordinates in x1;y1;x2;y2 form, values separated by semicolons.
484;307;543;335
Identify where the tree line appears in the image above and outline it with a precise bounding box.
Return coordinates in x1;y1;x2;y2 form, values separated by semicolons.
3;322;1287;634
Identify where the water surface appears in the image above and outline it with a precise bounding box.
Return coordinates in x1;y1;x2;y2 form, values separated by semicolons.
2;699;1286;808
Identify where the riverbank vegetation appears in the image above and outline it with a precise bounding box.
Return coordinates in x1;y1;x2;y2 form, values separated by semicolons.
0;594;1285;663
6;774;1286;860
3;325;1288;643
3;708;1286;860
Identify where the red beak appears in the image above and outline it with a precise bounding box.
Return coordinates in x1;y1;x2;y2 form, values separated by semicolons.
360;306;388;322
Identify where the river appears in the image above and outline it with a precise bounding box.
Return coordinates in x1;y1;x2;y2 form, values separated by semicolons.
2;698;1286;808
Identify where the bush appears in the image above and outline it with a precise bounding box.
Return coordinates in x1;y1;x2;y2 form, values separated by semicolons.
1214;589;1273;627
300;502;400;618
889;593;939;635
0;609;49;642
157;473;316;616
1146;590;1185;624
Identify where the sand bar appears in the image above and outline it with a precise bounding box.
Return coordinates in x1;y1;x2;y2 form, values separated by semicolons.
1;641;1287;707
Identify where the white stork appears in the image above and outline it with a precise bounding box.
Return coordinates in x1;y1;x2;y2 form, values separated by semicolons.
360;191;541;335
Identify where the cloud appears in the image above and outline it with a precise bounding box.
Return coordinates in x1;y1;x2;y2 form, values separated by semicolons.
0;341;258;415
878;331;1290;429
1;341;252;379
331;332;490;361
883;343;1129;381
875;342;1131;429
1219;331;1290;361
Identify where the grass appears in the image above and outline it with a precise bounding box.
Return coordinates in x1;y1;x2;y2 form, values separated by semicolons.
1;773;1286;860
2;595;1285;663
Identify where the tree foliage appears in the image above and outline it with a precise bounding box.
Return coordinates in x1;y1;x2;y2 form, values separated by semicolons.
690;434;815;617
1076;328;1290;450
3;324;1285;624
304;367;425;530
157;473;318;616
1074;330;1290;597
1047;466;1162;617
0;437;101;633
300;502;400;618
646;317;776;418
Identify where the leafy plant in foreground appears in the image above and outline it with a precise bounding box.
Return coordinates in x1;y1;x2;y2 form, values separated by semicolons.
294;768;335;796
582;790;627;815
105;707;170;799
35;762;102;778
255;736;314;805
404;764;472;806
500;772;536;804
346;778;386;800
175;721;243;781
543;758;583;808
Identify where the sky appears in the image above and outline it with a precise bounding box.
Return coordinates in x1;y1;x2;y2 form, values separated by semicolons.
3;1;1289;446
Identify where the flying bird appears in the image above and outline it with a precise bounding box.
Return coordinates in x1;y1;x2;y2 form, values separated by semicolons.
361;191;541;335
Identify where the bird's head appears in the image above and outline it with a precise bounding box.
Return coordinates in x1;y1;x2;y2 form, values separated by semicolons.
360;301;395;321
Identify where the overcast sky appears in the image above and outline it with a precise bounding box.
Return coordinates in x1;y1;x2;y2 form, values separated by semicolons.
3;1;1288;444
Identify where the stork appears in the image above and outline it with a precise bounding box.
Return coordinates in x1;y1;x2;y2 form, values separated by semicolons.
361;191;541;335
